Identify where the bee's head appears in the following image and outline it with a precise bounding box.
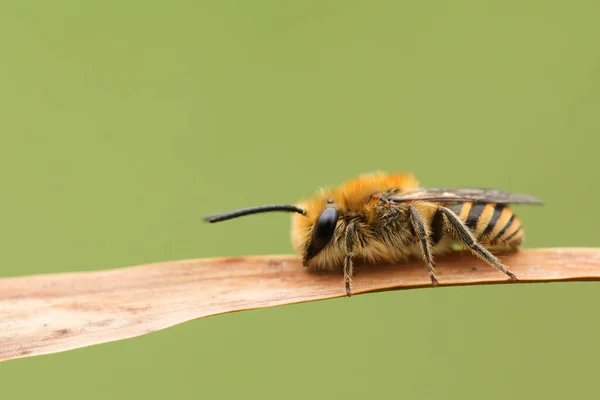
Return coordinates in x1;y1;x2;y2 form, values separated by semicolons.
288;196;346;267
294;199;339;265
204;199;341;266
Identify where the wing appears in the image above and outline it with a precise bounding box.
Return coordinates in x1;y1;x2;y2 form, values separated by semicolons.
389;188;543;205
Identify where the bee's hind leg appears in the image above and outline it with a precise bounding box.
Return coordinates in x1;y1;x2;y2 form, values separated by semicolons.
438;206;517;281
408;205;439;286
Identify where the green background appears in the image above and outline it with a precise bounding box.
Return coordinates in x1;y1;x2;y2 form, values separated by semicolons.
1;1;599;399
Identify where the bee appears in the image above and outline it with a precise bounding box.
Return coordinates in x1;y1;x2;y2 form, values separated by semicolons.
205;172;542;296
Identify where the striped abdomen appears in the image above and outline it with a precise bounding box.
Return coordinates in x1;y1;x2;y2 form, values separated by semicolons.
446;202;524;247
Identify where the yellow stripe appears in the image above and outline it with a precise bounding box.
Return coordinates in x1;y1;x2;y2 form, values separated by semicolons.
499;217;521;242
476;203;496;235
508;229;524;245
488;207;512;239
459;202;472;221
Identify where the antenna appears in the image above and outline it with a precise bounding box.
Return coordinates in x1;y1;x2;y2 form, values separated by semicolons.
204;205;306;223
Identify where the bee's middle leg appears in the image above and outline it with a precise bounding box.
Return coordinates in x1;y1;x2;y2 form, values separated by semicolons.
408;205;438;286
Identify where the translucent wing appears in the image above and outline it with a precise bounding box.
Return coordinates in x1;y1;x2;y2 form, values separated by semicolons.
389;188;543;204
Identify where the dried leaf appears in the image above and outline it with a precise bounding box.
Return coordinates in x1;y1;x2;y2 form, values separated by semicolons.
1;248;599;362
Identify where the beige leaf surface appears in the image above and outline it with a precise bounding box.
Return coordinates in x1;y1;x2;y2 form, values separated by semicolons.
1;248;599;362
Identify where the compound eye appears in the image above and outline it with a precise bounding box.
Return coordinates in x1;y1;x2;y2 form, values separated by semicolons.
312;207;338;251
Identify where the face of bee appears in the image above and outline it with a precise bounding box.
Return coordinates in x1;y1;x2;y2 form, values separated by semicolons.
304;204;338;261
291;196;344;268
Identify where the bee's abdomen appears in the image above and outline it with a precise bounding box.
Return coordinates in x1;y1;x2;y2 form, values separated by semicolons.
448;202;523;246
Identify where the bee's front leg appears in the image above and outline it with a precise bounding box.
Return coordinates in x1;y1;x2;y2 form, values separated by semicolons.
344;222;356;296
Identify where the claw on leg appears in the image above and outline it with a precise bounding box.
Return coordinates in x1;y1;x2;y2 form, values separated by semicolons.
430;273;439;286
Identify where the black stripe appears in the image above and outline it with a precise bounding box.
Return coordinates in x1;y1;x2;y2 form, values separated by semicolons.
491;214;514;243
481;204;505;238
466;203;486;229
430;209;444;245
504;224;521;242
448;202;464;216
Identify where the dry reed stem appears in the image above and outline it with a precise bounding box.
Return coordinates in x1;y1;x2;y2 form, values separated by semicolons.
1;248;599;362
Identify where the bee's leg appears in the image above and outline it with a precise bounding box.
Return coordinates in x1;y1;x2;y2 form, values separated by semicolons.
344;222;356;296
408;206;438;286
439;206;517;281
